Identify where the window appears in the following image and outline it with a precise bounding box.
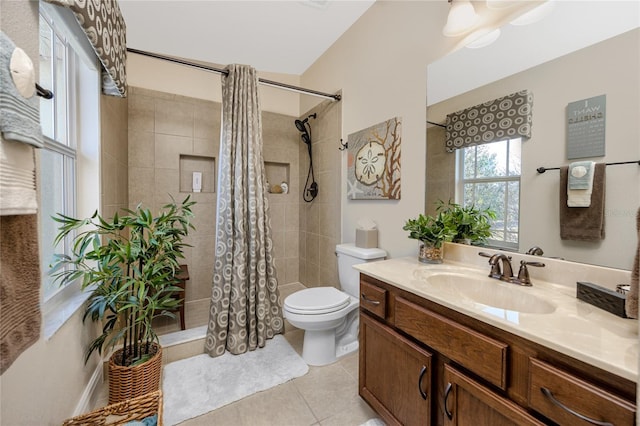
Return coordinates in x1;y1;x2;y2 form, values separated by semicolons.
457;138;521;249
39;4;100;321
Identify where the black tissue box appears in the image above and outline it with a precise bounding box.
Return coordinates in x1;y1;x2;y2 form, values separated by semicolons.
576;281;627;318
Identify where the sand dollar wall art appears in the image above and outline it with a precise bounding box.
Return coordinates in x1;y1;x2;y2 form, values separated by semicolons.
347;117;401;200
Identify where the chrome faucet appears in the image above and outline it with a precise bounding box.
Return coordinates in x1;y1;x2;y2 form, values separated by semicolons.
488;254;514;283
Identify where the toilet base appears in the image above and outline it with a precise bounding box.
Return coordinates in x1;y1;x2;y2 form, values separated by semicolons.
301;328;359;366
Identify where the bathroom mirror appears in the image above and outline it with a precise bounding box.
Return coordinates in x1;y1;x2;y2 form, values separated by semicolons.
426;2;639;270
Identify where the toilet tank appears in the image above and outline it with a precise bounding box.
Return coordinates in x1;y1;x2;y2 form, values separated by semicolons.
336;243;386;297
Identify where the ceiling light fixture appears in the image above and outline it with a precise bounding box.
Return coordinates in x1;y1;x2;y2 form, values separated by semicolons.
442;0;479;37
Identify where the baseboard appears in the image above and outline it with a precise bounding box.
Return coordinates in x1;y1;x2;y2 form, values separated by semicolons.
73;361;104;416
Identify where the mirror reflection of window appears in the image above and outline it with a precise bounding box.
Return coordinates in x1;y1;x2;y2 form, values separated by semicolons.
456;138;521;249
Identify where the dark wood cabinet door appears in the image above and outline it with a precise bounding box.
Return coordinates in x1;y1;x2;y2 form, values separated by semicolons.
360;313;433;426
442;364;544;426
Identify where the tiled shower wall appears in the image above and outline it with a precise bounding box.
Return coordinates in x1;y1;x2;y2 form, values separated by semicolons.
425;125;455;215
127;86;301;332
298;99;342;289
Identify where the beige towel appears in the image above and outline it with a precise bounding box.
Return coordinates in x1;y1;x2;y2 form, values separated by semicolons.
625;208;640;319
560;162;605;241
0;138;37;215
0;214;41;374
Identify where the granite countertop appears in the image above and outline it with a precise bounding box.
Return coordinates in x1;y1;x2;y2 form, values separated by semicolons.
355;257;638;382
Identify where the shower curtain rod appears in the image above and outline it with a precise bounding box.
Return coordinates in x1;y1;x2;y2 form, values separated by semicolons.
127;48;342;101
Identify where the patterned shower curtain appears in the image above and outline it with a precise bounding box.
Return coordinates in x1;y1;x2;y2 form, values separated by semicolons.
205;64;284;357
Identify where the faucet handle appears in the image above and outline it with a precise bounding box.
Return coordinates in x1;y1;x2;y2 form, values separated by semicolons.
515;260;545;286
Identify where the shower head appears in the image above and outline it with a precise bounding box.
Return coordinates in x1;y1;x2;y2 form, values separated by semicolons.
294;113;317;133
295;119;307;132
301;132;311;145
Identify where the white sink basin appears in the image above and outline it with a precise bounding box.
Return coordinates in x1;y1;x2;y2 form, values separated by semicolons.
420;273;557;315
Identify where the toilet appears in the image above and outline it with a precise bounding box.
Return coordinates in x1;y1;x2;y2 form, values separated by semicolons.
284;243;386;366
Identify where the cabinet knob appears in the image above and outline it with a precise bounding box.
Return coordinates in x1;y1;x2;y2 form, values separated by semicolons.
540;387;613;426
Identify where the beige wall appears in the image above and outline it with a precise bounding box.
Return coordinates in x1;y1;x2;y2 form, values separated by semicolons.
427;29;640;269
300;1;456;259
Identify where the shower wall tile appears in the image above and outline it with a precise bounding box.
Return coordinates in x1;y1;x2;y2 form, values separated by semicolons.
307;262;320;288
269;203;285;231
272;230;285;260
155;98;194;137
319;235;337;270
128;166;154;208
306;203;319;234
284;203;299;231
194;102;221;140
155;134;193;169
284;230;299;258
191;201;217;236
298;99;342;289
128;130;154;168
284;258;299;284
307;233;319;267
128;94;154;132
154;168;180;205
194;137;217;157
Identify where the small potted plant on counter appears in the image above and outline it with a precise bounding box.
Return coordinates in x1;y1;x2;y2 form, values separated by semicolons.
51;196;195;404
403;211;457;264
436;200;496;245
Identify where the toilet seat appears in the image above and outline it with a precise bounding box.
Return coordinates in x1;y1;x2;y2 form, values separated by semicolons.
284;287;351;315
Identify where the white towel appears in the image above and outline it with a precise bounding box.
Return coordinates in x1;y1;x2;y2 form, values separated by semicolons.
0;138;37;215
567;161;595;207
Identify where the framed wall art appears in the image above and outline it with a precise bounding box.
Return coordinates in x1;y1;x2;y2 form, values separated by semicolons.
347;117;401;200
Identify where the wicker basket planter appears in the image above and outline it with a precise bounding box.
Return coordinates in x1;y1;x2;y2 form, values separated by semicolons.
109;344;163;405
63;390;163;426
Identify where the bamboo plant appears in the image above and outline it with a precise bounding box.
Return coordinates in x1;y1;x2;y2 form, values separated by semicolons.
50;196;195;366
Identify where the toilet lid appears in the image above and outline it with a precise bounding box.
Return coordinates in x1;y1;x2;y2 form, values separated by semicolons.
284;287;351;315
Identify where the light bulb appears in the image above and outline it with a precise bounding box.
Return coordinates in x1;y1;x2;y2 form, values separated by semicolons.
443;0;479;37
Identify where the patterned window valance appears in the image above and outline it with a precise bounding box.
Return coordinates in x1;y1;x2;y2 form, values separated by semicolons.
43;0;127;97
445;90;533;152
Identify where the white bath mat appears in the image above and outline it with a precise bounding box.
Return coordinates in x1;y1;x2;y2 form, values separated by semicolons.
162;335;309;425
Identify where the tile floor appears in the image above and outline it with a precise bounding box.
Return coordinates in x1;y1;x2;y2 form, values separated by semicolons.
94;328;382;426
180;329;381;426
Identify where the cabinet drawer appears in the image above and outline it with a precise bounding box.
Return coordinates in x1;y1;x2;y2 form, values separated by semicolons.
360;280;387;319
395;296;508;390
529;358;636;426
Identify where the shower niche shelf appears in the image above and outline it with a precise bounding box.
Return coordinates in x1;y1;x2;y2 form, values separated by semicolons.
180;154;215;193
265;161;290;194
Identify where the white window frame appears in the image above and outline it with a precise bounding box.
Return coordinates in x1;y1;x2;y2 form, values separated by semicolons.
39;3;101;339
456;138;521;250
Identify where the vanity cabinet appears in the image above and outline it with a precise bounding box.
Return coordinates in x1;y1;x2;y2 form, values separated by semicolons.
358;274;636;426
443;364;544;426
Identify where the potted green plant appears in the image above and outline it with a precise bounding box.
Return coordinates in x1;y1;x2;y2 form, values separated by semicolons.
402;211;457;263
436;200;496;245
51;196;195;403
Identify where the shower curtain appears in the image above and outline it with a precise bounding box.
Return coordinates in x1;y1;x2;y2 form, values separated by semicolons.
205;64;284;357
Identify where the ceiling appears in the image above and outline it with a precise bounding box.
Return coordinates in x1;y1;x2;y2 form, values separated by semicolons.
118;0;376;76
